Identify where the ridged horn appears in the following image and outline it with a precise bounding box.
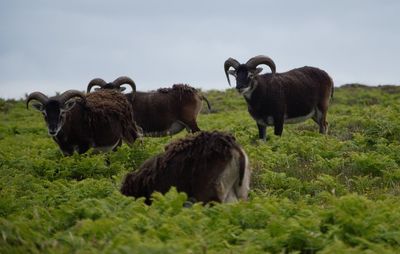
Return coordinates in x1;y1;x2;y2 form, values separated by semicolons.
86;78;107;93
112;76;136;94
26;92;49;109
58;90;85;105
245;55;276;74
224;58;240;86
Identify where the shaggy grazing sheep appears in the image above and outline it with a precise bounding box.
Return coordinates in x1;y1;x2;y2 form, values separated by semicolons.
224;55;334;140
26;89;141;155
121;131;250;204
87;77;211;136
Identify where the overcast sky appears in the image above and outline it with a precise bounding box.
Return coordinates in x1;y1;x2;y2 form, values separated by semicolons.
0;0;399;99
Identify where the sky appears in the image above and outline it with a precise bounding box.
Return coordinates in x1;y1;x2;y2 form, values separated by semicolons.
0;0;399;99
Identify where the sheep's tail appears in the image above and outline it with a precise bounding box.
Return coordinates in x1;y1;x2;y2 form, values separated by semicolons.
238;148;247;187
329;76;334;99
201;95;212;112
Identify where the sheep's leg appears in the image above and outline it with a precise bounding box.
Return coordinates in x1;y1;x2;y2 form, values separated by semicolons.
184;119;201;133
273;115;284;136
312;109;325;134
257;123;267;140
313;105;329;134
143;122;185;137
321;99;330;134
168;122;186;135
183;197;197;208
55;137;74;156
78;144;90;154
60;148;74;156
320;110;328;134
312;109;320;130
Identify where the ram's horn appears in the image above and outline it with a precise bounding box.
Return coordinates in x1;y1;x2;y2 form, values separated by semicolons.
87;78;107;93
58;90;85;105
112;76;136;94
224;58;240;86
26;92;49;109
246;55;276;74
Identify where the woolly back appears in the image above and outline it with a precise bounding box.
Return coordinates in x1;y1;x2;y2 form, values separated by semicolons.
84;90;140;143
162;131;239;168
271;66;333;90
157;84;199;98
120;131;246;203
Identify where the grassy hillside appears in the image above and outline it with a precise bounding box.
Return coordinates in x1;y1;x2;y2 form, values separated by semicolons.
1;85;400;253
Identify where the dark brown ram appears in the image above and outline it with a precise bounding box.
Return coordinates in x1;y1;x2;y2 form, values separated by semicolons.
26;89;141;155
224;55;334;140
87;77;211;136
120;131;251;205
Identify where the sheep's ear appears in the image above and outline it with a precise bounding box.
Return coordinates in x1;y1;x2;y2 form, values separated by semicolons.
62;99;76;112
94;88;101;91
119;87;126;92
228;69;237;77
32;103;44;112
253;67;263;75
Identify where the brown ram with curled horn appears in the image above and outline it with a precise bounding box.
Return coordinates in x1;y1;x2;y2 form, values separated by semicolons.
27;89;141;155
224;55;334;140
87;76;211;137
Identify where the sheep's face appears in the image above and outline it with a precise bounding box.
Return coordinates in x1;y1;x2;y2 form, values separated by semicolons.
32;99;76;136
230;65;262;95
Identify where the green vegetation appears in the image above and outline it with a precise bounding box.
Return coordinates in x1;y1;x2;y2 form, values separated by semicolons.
1;85;400;253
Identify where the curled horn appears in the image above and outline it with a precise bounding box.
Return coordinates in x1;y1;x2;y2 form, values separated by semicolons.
86;78;107;93
224;58;240;86
58;90;85;105
26;92;49;109
246;55;276;74
112;76;136;94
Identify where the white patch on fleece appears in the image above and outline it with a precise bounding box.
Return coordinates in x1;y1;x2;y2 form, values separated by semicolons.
256;109;316;126
94;139;121;152
256;116;274;126
217;147;251;203
234;147;250;201
217;152;240;203
284;109;315;124
240;86;254;99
